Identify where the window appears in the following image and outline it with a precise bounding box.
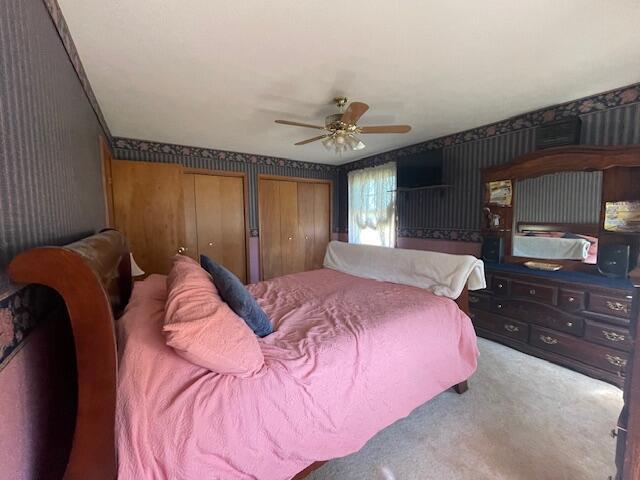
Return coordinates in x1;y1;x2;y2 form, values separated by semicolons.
348;162;397;247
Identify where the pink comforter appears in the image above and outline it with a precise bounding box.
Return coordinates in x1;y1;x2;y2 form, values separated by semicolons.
116;269;478;480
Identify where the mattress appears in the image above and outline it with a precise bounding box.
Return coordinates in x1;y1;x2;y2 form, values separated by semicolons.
116;269;479;480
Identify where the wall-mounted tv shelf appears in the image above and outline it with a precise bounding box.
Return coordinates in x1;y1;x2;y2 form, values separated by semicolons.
390;184;453;193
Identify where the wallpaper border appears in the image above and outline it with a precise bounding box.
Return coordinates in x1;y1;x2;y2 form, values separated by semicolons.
41;0;111;138
398;228;483;242
113;137;337;172
334;227;482;242
340;81;640;172
0;286;55;371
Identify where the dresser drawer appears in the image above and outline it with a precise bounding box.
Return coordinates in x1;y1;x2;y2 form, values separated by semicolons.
531;326;629;374
558;289;586;313
491;298;584;336
587;293;633;320
584;320;632;352
472;311;529;343
511;280;557;305
469;292;490;311
491;276;509;295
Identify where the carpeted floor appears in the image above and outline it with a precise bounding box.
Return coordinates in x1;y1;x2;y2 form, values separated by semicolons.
307;338;623;480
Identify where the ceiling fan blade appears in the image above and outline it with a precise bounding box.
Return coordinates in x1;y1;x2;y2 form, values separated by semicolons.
275;119;325;130
341;102;369;125
295;135;328;146
360;125;412;134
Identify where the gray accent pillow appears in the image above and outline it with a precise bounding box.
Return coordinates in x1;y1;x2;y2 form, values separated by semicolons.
200;255;273;337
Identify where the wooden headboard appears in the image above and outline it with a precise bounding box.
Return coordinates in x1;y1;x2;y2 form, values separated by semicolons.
8;229;131;480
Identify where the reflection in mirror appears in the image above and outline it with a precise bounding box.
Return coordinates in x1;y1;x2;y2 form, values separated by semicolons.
513;171;602;263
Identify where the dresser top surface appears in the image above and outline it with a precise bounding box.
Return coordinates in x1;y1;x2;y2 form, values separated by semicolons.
485;262;633;291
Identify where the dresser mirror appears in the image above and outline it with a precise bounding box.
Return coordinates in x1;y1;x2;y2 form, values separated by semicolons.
512;171;602;263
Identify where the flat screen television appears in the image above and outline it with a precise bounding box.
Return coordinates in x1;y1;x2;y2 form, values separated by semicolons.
396;150;444;189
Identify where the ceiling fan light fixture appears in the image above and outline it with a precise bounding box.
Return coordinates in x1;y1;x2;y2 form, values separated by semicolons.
275;97;411;155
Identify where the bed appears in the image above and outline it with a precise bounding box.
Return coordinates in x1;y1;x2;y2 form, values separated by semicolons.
8;230;480;480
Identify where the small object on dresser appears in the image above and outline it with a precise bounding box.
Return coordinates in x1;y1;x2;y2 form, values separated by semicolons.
481;236;504;263
523;261;563;271
597;244;630;278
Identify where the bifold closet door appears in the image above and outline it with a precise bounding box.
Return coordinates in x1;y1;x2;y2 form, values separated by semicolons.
296;182;330;270
111;160;185;275
311;182;330;269
183;173;247;283
259;179;285;280
259;178;331;280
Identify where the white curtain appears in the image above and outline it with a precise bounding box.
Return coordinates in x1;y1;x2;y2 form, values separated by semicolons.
348;162;397;247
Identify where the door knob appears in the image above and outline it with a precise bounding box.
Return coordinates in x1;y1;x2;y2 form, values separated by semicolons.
177;246;187;254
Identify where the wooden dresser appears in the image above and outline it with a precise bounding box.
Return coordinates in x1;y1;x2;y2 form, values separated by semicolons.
470;263;634;387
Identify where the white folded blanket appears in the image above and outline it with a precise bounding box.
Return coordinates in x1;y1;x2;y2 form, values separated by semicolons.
323;241;486;300
512;235;590;261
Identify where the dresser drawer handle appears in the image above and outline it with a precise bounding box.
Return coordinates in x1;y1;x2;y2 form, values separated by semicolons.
496;303;503;310
602;330;626;342
469;296;479;304
566;322;573;328
497;283;504;289
504;324;519;333
539;335;558;345
605;354;627;368
567;296;575;303
606;301;628;314
529;289;536;295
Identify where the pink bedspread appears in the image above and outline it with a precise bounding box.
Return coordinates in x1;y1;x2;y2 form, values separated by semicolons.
116;269;478;480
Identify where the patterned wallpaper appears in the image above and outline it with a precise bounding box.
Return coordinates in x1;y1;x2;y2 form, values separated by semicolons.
338;84;640;240
113;138;339;235
514;171;603;226
0;0;106;368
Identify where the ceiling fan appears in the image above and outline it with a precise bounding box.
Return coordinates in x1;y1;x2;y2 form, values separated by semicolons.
275;97;412;154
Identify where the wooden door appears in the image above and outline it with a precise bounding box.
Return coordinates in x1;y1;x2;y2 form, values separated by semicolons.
182;174;198;261
297;183;316;271
312;183;330;269
278;180;301;275
111;160;185;275
194;174;247;282
259;177;331;280
259;179;283;280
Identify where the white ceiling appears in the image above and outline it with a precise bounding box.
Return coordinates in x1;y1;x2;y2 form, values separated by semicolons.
59;0;640;165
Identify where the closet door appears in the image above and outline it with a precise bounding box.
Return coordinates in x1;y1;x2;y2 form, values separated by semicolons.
279;181;302;275
259;179;283;280
182;174;198;261
312;182;331;269
297;182;316;271
194;174;247;282
111;160;185;275
259;177;331;280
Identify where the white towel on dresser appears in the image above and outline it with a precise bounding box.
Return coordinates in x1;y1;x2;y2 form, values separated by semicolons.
323;241;486;299
512;235;590;260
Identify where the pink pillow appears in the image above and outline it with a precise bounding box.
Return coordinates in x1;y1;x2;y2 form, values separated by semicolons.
163;255;264;377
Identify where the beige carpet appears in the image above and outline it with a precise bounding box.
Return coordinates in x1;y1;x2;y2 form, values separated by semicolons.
308;338;623;480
